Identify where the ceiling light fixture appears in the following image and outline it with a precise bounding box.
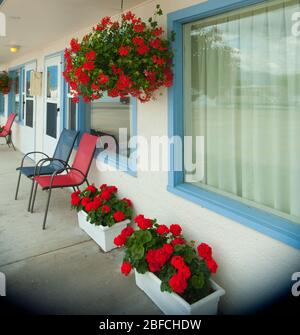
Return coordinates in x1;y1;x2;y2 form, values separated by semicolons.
10;46;20;53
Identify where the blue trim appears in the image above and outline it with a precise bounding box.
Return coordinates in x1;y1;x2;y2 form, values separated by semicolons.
17;66;24;124
0;93;4;116
7;69;16;116
167;0;300;250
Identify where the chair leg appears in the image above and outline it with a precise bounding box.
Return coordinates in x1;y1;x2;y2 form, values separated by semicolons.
28;179;35;212
15;170;22;200
10;139;16;151
6;136;10;148
31;182;38;213
42;188;52;230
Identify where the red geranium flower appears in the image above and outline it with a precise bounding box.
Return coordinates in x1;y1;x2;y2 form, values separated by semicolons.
180;265;191;280
71;196;80;206
101;16;111;27
118;46;130;56
169;273;188;294
197;243;212;260
133;24;144;33
121;261;132;276
98;73;109;85
171;255;185;270
156;225;169;235
81;197;91;207
101;204;111;214
86;185;97;193
85;51;96;61
114;234;127;247
170;224;182;237
116;74;132;91
121;226;134;238
83;61;95;71
171;238;186;246
134;215;153;230
100;190;111;201
132;36;144;46
78;72;91;85
113;211;126;222
162;243;174;255
137;44;150;55
151;27;164;36
206;257;218;273
70;38;80;53
150;38;161;49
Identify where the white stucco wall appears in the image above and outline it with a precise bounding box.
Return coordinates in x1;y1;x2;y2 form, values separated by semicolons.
1;0;299;314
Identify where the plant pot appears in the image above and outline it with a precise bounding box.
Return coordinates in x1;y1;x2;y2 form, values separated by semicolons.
77;210;130;252
135;270;225;315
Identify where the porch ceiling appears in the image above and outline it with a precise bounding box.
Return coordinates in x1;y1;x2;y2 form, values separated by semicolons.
0;0;146;65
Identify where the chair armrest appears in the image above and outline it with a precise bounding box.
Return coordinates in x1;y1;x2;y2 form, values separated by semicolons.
65;167;86;179
34;158;70;177
20;151;49;169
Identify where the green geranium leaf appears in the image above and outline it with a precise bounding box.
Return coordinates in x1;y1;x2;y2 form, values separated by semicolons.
191;274;205;289
131;245;145;260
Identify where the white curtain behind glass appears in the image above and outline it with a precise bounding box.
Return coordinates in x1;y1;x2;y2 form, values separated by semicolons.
184;0;300;223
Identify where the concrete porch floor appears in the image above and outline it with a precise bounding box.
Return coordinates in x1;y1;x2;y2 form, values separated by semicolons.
0;145;160;315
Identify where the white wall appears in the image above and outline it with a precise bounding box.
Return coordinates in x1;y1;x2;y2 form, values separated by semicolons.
1;0;299;314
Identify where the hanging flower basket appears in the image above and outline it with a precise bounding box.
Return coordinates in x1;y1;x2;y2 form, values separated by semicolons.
0;71;12;95
63;5;174;103
114;215;225;315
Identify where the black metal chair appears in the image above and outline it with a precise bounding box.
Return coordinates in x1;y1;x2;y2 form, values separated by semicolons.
30;133;98;230
15;129;79;211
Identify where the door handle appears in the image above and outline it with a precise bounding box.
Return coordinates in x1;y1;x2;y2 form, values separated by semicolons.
57;108;60;112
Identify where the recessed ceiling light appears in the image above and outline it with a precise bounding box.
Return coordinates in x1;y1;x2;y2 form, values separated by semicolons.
10;46;20;53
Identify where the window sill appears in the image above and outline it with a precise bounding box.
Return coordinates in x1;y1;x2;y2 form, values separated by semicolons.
167;183;300;250
94;149;137;177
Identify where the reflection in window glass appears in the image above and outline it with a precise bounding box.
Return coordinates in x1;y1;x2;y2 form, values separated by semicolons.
47;65;58;99
91;94;132;157
26;70;33;97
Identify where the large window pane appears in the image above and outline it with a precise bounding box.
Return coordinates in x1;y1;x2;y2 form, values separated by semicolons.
91;95;132;157
25;100;33;128
46;102;57;138
183;0;300;223
47;65;58;99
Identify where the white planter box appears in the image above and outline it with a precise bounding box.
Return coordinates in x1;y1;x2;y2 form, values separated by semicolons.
77;211;130;252
135;270;225;315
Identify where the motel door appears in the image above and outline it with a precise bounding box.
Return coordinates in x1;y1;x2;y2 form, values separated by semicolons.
22;62;36;154
43;55;61;157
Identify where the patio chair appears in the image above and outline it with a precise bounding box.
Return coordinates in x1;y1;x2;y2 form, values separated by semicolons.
15;129;79;212
30;133;98;230
0;113;17;150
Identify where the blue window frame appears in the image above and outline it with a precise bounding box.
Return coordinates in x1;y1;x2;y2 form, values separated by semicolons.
7;67;24;123
167;0;300;250
0;93;4;116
